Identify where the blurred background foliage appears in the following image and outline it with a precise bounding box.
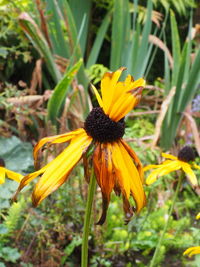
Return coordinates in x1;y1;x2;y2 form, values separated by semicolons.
0;0;200;266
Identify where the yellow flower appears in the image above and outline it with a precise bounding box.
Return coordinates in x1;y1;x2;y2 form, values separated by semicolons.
0;159;22;184
144;146;200;186
183;246;200;257
14;67;146;224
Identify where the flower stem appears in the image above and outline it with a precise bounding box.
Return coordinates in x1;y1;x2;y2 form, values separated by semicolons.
81;168;96;267
149;174;183;267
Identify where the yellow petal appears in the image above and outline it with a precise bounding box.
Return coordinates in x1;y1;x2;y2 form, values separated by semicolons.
13;165;49;202
91;84;103;108
33;128;85;161
161;153;177;160
183;246;200;257
146;168;162;185
101;67;126;114
109;82;145;121
32;132;92;206
120;139;144;183
196;213;200;220
180;161;198;186
193;163;200;170
5;169;23;182
0;167;6;184
143;164;161;172
112;141;146;213
146;161;181;185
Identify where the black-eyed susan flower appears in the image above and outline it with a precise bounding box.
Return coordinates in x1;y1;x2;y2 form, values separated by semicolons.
14;67;146;224
0;158;22;184
144;146;200;186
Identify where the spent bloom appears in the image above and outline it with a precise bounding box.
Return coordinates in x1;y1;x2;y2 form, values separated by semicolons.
0;158;22;184
144;146;200;186
15;67;146;224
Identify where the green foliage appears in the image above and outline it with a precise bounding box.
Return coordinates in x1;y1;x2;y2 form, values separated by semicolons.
0;246;20;264
110;0;158;79
86;64;109;85
125;118;155;140
0;136;33;173
153;0;196;16
0;1;32;81
47;59;83;124
161;11;200;149
0;199;25;243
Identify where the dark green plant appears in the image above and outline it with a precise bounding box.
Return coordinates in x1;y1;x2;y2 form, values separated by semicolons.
161;11;200;149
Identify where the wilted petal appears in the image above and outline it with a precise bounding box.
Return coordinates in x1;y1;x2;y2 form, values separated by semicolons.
32;132;92;206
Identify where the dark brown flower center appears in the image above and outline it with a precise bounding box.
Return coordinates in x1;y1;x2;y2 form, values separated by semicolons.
177;146;195;162
84;107;125;143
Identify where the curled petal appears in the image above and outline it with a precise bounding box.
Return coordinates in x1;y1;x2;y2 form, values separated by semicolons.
183;246;200;257
93;143;114;225
33;128;85;161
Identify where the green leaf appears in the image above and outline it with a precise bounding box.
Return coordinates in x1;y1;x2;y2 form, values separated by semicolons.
86;12;111;68
19;12;62;83
47;59;83;124
110;0;129;70
68;0;92;54
134;0;152;78
0;136;33;173
170;10;181;86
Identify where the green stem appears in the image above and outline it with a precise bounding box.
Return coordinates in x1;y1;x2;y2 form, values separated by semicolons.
81;168;96;267
149;174;183;267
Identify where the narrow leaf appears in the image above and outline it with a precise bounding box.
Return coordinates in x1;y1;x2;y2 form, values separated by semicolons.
47;59;83;124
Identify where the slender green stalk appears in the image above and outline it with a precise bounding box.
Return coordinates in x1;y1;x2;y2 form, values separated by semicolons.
81;168;96;267
149;174;183;267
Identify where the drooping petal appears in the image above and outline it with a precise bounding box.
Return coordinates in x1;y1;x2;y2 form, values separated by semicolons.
32;131;92;206
5;169;23;182
193;163;200;170
183;246;200;257
0;167;6;184
112;141;146;215
13;165;49;202
146;161;181;185
93;143;114;225
180;161;198;186
33;128;85;161
143;164;161;172
120;139;144;183
161;153;177;160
